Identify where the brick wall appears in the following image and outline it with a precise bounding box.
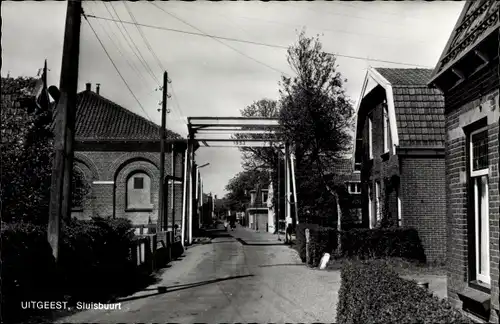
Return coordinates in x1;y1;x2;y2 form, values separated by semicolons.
400;157;447;262
444;84;499;322
71;149;185;228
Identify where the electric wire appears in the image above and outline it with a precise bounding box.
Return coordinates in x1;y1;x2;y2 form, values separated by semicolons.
83;11;153;122
85;14;433;68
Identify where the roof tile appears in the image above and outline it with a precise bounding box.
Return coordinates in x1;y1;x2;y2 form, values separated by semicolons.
75;90;182;142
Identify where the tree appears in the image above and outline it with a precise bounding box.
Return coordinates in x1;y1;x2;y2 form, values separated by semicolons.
224;169;269;212
1;76;89;225
234;99;283;232
278;30;354;230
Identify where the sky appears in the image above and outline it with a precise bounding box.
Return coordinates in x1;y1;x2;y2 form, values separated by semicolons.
2;1;464;197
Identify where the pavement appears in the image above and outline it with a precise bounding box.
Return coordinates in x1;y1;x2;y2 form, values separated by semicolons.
55;225;341;323
401;274;447;300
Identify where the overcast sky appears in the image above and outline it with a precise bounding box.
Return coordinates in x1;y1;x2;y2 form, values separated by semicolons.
2;1;463;197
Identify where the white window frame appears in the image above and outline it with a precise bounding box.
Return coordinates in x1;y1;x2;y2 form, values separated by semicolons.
469;126;490;285
397;194;402;227
383;104;389;153
368;115;373;159
368;185;374;229
347;182;361;194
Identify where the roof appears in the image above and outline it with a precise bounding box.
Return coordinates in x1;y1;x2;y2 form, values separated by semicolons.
369;68;445;147
429;0;500;83
374;68;434;86
75;90;181;142
324;158;360;182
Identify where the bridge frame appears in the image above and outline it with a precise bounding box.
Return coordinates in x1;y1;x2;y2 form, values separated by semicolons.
172;117;299;246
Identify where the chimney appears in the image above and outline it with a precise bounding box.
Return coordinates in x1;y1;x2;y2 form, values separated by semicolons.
85;83;91;91
96;83;100;95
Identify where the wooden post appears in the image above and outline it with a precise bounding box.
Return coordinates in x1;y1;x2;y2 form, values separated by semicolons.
290;152;299;225
158;71;168;232
285;143;292;228
48;0;82;261
180;145;189;246
305;228;311;267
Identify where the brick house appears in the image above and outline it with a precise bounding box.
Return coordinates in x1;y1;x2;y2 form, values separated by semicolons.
246;184;270;232
71;83;185;234
352;67;447;263
427;1;499;322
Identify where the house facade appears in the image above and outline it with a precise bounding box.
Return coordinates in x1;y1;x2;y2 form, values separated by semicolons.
353;67;447;263
427;1;499;322
71;83;185;234
246;185;271;232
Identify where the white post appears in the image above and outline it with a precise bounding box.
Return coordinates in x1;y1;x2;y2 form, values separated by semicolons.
290;152;299;225
187;143;194;245
285;144;292;227
180;146;189;246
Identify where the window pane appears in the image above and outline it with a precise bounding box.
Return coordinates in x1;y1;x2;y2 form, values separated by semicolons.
134;177;144;189
350;183;355;192
475;175;489;278
472;130;488;171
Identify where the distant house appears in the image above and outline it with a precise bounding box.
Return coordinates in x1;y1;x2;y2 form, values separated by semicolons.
71;83;185;234
427;1;499;322
353;67;446;263
246;184;271;232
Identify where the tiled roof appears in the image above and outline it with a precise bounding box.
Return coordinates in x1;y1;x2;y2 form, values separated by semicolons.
375;68;445;147
75;90;181;141
375;68;434;86
324;158;359;181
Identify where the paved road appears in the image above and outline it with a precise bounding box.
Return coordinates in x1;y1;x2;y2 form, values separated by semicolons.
56;225;341;323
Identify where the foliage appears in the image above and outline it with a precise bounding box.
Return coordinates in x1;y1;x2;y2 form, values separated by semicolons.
1;76;88;225
339;227;426;262
1;217;140;322
277;30;354;218
307;226;338;267
336;260;472;324
224;169;270;211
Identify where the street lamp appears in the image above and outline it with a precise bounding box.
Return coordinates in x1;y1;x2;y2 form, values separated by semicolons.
198;163;210;169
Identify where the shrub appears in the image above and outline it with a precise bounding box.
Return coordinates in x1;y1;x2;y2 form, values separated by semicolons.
1;222;60;323
340;227;426;263
336;260;471;324
295;223;320;262
307;226;337;267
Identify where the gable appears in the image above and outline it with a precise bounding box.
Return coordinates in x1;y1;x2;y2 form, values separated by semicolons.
429;0;500;82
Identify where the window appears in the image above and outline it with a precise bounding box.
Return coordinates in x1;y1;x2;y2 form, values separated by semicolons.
397;187;402;227
368;115;373;159
383;105;389;153
348;182;361;194
127;172;152;210
134;177;144;189
469;127;490;285
368;185;375;229
375;181;381;224
262;192;269;204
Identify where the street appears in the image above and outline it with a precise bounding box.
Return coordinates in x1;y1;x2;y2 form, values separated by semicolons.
56;225;341;323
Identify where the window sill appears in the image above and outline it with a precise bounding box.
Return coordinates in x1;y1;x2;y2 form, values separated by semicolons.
457;286;491;322
71;208;83;212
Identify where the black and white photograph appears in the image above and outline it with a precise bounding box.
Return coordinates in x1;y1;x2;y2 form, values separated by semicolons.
1;1;499;323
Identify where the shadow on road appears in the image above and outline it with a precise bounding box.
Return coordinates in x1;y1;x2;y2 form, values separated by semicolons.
235;238;285;246
258;263;303;268
115;274;255;303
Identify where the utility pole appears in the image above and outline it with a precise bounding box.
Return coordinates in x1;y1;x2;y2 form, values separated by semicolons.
171;142;176;236
158;71;168;232
48;0;82;261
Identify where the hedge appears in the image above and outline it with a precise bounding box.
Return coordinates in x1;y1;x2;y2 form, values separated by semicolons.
339;227;426;263
307;226;337;267
1;218;141;323
296;224;427;266
336;260;471;324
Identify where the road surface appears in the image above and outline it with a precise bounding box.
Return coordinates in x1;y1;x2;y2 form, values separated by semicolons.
56;225;341;323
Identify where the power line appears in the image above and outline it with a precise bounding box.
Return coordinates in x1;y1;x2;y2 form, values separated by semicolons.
150;2;287;75
107;2;154;84
83;12;153;122
102;2;148;84
86;14;433;68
